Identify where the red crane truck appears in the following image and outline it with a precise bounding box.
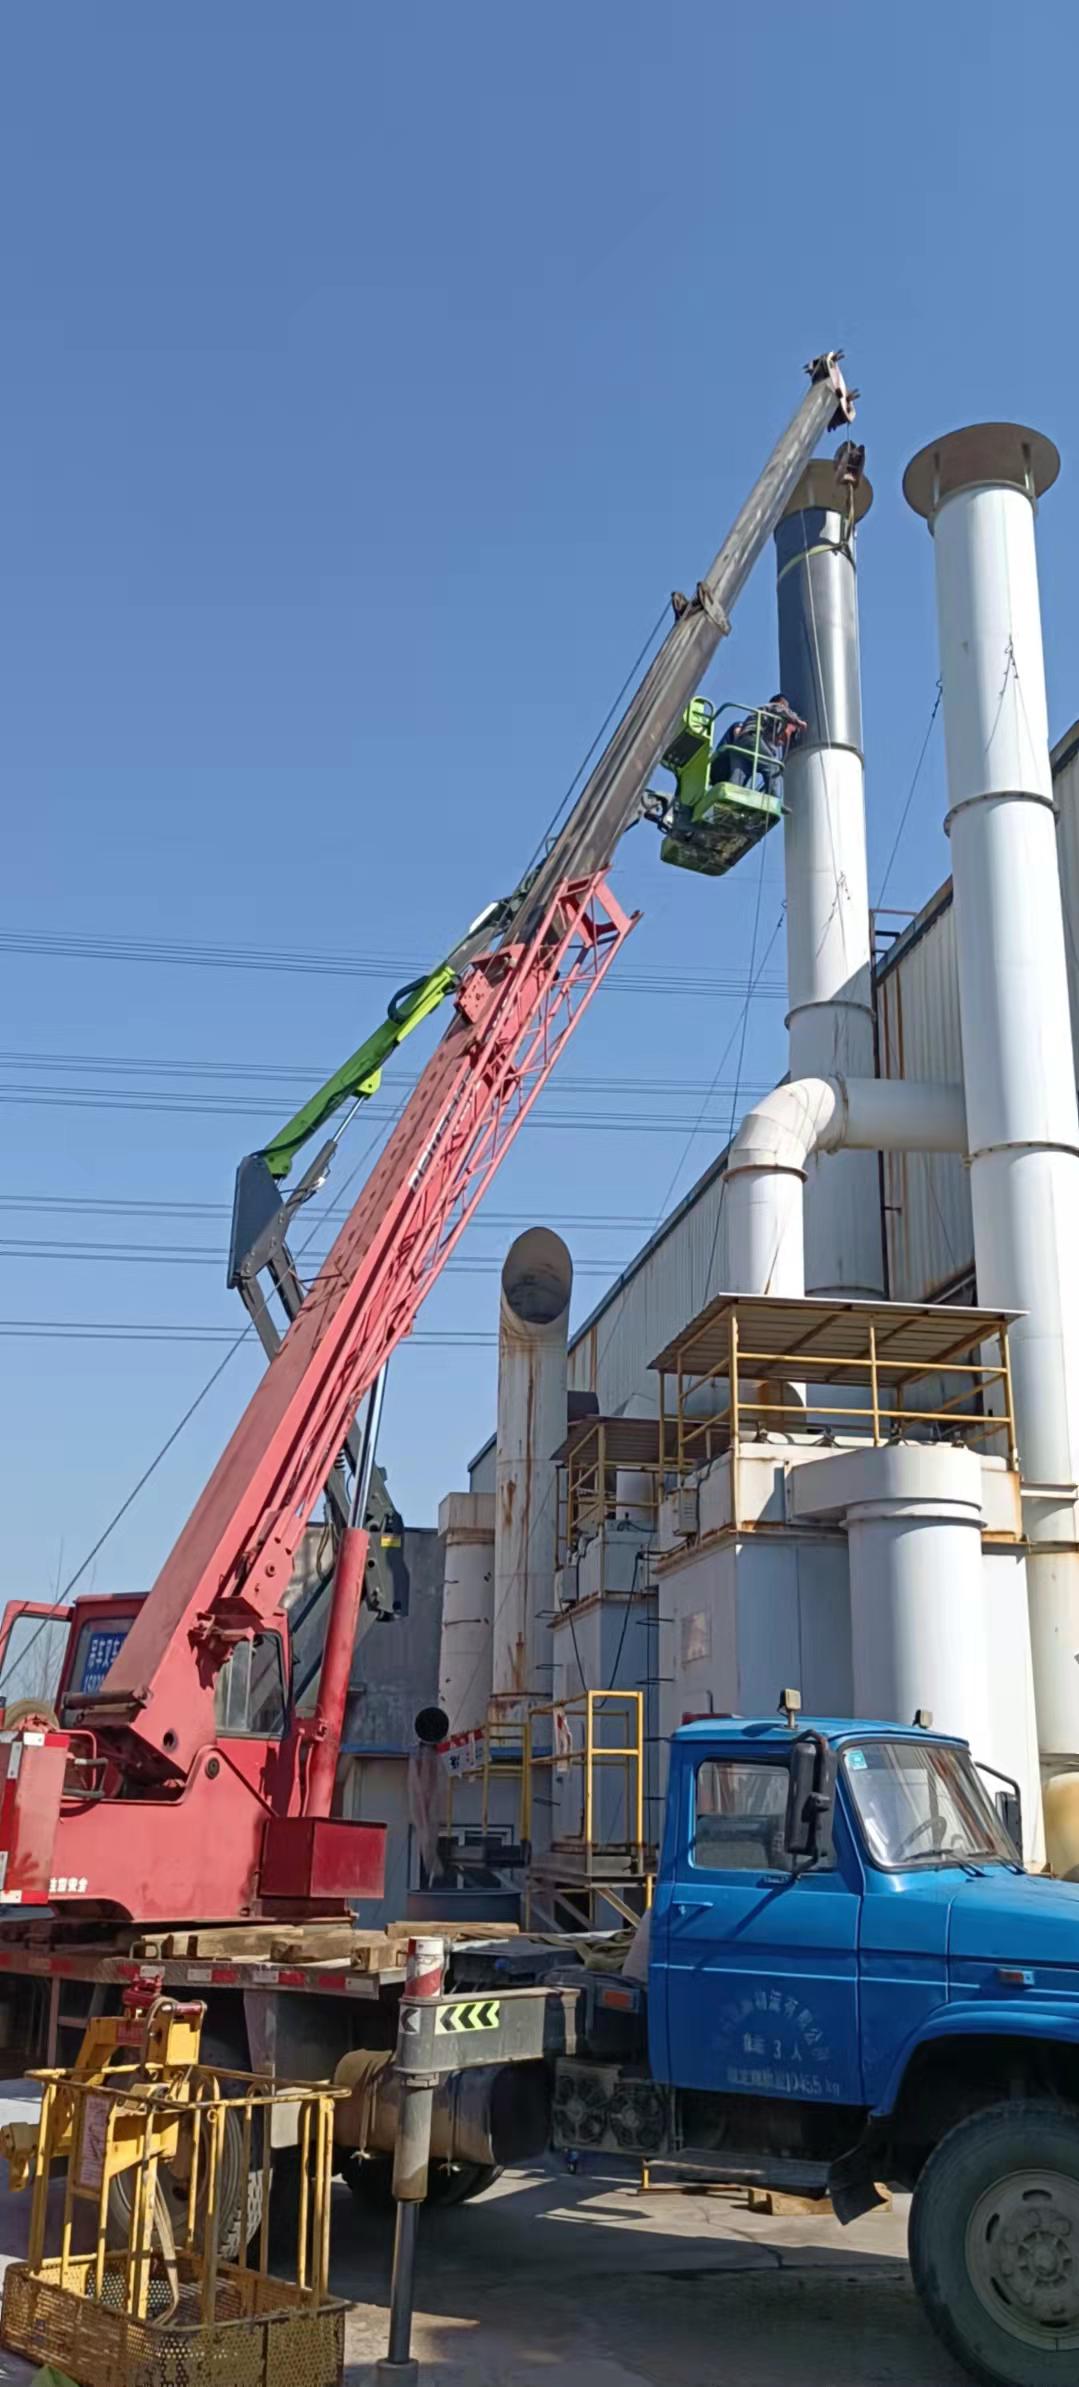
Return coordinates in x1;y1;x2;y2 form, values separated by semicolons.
0;354;857;2247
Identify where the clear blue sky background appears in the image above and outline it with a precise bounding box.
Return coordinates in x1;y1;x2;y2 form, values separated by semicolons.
4;0;1078;1602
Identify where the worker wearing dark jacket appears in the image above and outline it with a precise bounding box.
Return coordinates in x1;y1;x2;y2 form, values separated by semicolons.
712;696;805;795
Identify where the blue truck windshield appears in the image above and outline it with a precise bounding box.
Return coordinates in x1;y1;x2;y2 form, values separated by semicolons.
842;1738;1015;1869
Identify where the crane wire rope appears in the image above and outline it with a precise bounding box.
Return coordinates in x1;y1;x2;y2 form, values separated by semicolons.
521;598;672;880
0;1098;408;1692
2;592;681;1698
875;681;943;910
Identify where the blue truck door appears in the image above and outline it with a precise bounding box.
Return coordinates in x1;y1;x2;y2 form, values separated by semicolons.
653;1749;862;2104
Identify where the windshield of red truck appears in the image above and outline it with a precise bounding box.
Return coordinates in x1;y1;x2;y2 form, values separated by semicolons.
842;1739;1016;1869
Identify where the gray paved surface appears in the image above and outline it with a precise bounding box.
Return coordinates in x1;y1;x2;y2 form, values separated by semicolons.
336;2160;967;2385
0;2081;967;2385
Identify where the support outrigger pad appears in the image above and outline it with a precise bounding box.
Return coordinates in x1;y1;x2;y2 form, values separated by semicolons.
660;783;783;879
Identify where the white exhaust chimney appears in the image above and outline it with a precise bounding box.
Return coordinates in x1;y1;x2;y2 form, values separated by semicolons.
775;464;884;1300
905;424;1079;1846
493;1229;572;1702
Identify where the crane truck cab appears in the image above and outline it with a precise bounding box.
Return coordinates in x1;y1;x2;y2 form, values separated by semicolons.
549;1711;1079;2384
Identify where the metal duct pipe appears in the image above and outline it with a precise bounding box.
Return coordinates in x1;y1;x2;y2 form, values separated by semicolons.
615;1469;654;1529
776;466;884;1299
725;1074;967;1293
494;1229;572;1700
905;425;1079;1831
437;1493;494;1738
790;1444;995;1764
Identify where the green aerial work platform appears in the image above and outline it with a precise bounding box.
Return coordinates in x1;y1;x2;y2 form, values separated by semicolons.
646;697;785;878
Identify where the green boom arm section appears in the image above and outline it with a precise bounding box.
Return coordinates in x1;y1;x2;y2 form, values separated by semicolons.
259;962;457;1183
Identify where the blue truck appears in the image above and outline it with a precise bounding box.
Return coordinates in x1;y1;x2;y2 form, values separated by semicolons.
380;1710;1079;2387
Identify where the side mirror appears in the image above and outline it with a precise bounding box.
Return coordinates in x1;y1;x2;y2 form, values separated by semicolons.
977;1760;1024;1864
784;1733;837;1867
995;1787;1023;1862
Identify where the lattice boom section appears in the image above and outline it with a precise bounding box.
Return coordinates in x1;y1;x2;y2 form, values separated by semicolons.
252;874;636;1594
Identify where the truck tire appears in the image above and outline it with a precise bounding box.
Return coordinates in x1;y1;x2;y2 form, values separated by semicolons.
341;2152;502;2211
909;2098;1079;2385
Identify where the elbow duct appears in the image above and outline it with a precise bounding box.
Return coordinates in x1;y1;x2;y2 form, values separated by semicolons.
728;1075;967;1177
726;1077;967;1297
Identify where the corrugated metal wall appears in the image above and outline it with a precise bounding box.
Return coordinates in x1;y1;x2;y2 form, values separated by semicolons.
565;1165;730;1411
875;722;1079;1306
466;723;1079;1486
875;885;974;1302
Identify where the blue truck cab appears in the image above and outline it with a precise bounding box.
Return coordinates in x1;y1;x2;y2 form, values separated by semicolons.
558;1713;1079;2386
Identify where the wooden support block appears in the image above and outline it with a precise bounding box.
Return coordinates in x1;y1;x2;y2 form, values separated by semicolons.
385;1920;519;1940
746;2187;834;2218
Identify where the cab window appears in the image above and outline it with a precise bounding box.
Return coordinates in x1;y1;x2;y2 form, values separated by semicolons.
842;1738;1015;1869
215;1634;287;1738
692;1759;793;1873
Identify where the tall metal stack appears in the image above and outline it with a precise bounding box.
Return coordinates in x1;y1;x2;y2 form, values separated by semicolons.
775;464;885;1301
493;1229;572;1703
905;424;1079;1859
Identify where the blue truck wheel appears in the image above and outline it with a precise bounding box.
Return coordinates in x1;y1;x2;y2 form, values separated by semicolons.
910;2100;1079;2385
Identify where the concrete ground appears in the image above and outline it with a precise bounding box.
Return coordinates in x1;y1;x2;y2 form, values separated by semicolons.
0;2079;967;2387
336;2161;968;2386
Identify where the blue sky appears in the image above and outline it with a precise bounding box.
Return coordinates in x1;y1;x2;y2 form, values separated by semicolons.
4;0;1078;1599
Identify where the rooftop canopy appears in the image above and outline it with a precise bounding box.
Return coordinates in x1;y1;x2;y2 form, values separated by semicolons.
649;1291;1021;1387
551;1415;662;1468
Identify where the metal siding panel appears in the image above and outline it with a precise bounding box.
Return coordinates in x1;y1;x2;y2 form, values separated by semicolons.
877;895;973;1300
565;1174;730;1418
469;1444;497;1496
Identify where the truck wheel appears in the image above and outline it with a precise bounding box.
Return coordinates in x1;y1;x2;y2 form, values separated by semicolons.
341;2153;502;2211
427;2162;502;2208
909;2099;1079;2385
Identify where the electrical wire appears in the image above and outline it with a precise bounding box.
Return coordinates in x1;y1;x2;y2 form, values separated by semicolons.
0;586;771;1703
605;1545;645;1690
0;1194;667;1229
0;1089;775;1134
0;1094;409;1685
875;682;943;909
0;1247;629;1276
0;926;784;1003
701;899;786;1305
0;1040;778;1088
0;1322;497;1344
523;599;672;877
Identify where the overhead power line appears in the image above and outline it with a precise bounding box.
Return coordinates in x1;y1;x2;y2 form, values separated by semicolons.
0;1319;497;1347
0;924;786;1002
0;1194;661;1229
0;1047;777;1098
0;1087;773;1135
0;1239;629;1275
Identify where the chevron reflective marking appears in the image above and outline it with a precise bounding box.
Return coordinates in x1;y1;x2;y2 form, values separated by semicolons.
434;1998;501;2034
401;2009;422;2035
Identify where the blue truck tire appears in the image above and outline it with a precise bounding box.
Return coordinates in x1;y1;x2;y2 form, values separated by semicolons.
909;2099;1079;2385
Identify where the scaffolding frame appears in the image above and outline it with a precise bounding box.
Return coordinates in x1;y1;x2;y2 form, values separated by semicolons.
652;1293;1020;1530
443;1696;527;1840
553;1416;662;1565
521;1689;654;1930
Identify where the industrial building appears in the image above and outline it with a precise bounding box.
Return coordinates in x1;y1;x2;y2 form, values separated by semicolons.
434;425;1079;1913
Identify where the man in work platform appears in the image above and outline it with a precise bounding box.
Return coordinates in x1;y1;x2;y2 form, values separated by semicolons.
712;694;806;796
